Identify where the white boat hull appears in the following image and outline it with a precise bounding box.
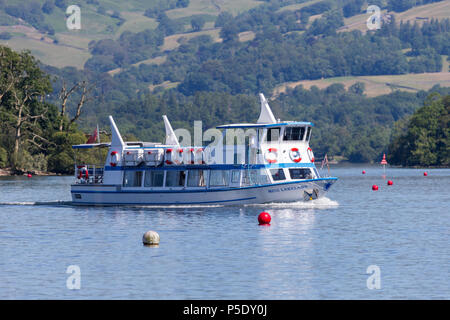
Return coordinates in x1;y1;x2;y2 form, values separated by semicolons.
71;178;337;206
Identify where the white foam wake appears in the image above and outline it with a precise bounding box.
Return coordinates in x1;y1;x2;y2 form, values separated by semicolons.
245;197;339;209
0;200;72;206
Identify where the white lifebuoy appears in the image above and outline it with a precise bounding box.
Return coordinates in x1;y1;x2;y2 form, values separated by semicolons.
174;148;183;164
289;148;302;163
264;148;278;164
186;148;195;164
195;148;205;164
110;151;120;167
165;148;183;165
165;148;173;165
307;147;315;163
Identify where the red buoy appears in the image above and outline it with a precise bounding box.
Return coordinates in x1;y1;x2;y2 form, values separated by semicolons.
258;212;271;225
423;172;428;176
372;185;378;191
362;170;366;174
387;180;393;186
27;173;32;178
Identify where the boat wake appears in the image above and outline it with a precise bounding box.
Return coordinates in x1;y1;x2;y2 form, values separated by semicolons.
0;200;73;207
246;197;339;209
0;198;338;209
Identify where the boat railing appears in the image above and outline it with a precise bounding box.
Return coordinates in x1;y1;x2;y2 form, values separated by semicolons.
75;164;104;184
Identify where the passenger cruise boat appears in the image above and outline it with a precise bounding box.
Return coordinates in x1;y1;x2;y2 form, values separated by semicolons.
71;94;337;205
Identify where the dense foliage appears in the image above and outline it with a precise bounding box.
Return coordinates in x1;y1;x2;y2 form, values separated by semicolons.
388;94;450;166
0;45;88;174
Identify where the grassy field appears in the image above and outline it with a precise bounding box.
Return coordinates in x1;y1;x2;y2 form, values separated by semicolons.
272;72;450;98
341;1;450;33
0;36;91;69
276;0;322;13
161;28;222;51
166;0;263;19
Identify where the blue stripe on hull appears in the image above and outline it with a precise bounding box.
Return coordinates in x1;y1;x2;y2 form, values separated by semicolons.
71;177;337;194
71;197;257;206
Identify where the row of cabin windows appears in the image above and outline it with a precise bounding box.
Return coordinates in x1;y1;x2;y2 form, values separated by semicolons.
123;168;317;188
265;126;312;142
270;168;316;181
122;169;270;188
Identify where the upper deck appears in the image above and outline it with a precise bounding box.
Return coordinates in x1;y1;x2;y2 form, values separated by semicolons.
72;93;327;188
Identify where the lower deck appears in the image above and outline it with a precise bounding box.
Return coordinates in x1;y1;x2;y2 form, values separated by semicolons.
71;177;337;205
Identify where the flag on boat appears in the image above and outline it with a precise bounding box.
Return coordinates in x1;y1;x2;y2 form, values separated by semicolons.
321;154;329;169
380;153;388;165
86;124;100;144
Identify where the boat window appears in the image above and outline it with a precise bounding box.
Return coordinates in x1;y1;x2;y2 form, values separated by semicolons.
289;168;313;180
144;170;164;187
209;170;229;187
265;128;280;143
283;127;305;141
270;168;286;181
187;170;207;187
231;170;240;183
249;169;270;185
166;170;186;187
306;127;312;141
123;170;143;187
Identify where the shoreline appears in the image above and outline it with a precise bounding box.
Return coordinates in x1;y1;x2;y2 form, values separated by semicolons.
0;168;61;177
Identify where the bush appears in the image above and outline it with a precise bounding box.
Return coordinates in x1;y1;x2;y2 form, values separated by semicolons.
13;150;48;172
0;147;8;167
47;152;73;174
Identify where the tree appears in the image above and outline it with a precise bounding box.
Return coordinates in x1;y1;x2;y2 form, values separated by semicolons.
220;23;239;44
42;0;55;14
215;12;233;28
57;80;95;132
0;46;52;169
388;94;450;166
191;16;206;32
349;82;365;95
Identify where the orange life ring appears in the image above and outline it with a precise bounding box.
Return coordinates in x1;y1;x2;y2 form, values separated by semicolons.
307;147;315;163
265;148;278;164
289;148;302;163
110;151;119;167
165;148;173;165
196;148;205;164
174;148;183;165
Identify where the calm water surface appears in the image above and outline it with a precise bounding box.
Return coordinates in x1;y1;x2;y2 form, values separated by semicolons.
0;165;448;299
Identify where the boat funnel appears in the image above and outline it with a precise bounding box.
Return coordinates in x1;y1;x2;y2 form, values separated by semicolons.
162;115;180;146
257;93;277;124
109;115;125;148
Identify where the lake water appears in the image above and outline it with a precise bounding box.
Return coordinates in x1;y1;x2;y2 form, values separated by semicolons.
0;165;448;299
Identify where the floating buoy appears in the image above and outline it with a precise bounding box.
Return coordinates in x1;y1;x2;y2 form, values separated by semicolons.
142;230;160;246
387;180;393;186
372;185;378;191
423;172;428;176
27;173;32;178
258;212;271;225
362;170;366;174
